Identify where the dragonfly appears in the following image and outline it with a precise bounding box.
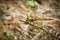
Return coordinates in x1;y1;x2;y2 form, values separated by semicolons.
26;16;53;21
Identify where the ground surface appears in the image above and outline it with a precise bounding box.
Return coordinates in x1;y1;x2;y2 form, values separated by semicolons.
0;0;60;40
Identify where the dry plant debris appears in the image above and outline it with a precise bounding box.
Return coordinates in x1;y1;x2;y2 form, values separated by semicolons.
0;0;60;40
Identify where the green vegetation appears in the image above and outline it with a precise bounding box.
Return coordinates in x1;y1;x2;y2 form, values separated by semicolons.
3;31;10;37
34;22;44;32
34;27;40;32
2;31;10;40
26;13;33;19
25;1;35;8
38;22;44;27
